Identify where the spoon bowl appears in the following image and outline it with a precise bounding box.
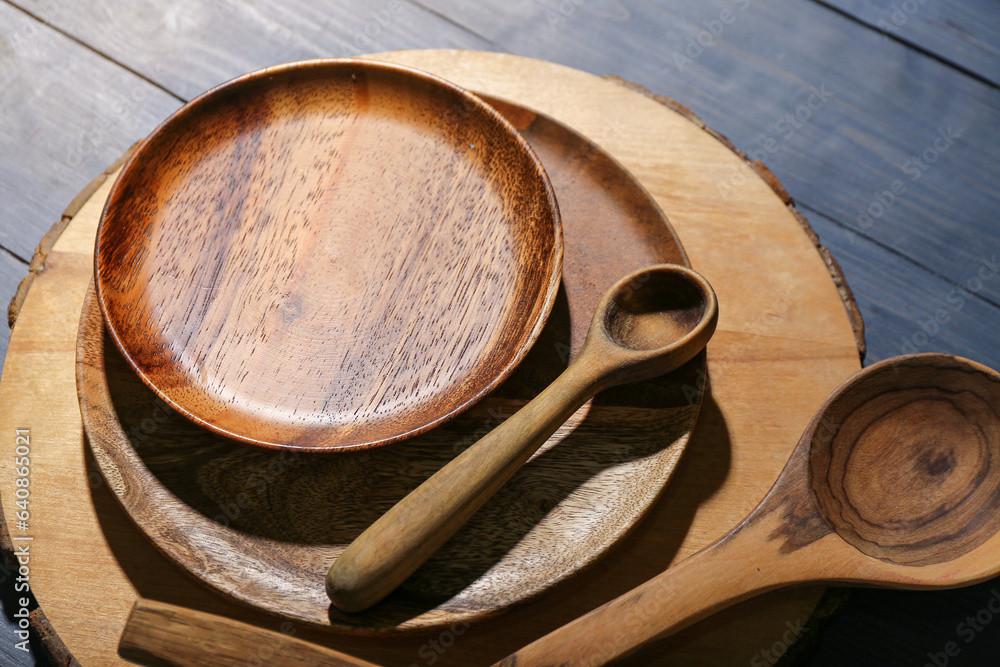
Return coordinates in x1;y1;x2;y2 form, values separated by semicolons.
604;269;711;350
500;353;1000;666
808;355;1000;569
598;267;718;386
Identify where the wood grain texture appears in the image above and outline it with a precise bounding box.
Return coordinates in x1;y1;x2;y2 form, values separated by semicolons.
0;52;862;665
119;599;379;667
1;0;997;661
820;0;1000;86
79;95;707;633
28;608;81;667
6;0;494;100
808;355;1000;567
7;147;137;338
408;0;1000;307
805;205;1000;369
501;353;1000;666
7;1;997;356
0;250;26;366
0;1;181;261
327;265;718;612
95;58;562;452
10;0;1000;320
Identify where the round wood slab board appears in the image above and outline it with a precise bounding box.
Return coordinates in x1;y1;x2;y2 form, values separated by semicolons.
0;50;863;666
77;91;703;633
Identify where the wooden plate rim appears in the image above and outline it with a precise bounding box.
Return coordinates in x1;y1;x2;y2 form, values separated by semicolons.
93;57;565;453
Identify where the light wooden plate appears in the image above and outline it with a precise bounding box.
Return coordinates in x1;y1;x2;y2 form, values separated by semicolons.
94;59;562;453
77;95;706;633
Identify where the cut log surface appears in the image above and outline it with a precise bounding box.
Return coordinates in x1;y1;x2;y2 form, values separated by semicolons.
0;50;862;666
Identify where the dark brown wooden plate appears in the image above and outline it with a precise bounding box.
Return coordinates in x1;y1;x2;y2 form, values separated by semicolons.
94;59;562;453
78;95;706;633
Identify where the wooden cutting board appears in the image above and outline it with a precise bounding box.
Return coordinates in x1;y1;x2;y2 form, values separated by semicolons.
0;50;863;666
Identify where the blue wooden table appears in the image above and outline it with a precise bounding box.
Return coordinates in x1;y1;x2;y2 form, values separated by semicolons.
1;1;998;664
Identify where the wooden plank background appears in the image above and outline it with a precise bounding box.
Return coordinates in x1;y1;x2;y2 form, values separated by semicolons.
1;0;999;665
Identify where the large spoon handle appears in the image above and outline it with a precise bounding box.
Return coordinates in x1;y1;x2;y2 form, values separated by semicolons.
496;517;807;666
326;352;606;612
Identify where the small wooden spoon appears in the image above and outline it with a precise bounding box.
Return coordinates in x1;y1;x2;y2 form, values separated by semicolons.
326;264;719;612
498;353;1000;666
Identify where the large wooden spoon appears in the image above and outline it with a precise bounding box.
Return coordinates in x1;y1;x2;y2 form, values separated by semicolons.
327;264;719;612
498;353;1000;666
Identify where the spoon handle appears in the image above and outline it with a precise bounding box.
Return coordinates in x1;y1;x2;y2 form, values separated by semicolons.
326;351;607;612
119;599;379;667
495;514;810;666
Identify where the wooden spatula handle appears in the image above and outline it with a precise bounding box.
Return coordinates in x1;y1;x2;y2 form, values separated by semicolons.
495;519;797;666
118;599;379;667
326;352;607;612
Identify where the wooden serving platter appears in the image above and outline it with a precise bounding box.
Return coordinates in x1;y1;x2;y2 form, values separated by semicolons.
0;50;863;666
77;93;703;633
